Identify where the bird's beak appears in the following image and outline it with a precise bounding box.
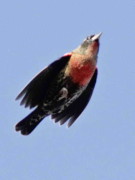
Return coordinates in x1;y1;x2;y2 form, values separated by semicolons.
91;32;102;41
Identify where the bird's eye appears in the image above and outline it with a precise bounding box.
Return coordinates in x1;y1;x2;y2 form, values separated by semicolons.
90;35;94;39
86;35;94;41
86;36;90;40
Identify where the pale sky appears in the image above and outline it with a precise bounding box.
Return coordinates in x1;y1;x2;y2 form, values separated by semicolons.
1;0;135;179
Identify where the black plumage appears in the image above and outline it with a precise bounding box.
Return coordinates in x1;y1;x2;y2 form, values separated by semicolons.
15;55;97;135
15;33;101;135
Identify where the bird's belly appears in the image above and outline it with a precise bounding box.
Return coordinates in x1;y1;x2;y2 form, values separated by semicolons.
41;75;85;114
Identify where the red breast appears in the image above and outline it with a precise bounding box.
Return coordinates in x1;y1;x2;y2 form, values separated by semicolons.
65;54;96;86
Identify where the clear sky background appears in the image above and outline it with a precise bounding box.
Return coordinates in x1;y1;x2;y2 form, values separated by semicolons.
0;0;135;180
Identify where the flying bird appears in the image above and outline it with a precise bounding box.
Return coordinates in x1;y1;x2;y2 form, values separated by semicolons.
15;33;102;135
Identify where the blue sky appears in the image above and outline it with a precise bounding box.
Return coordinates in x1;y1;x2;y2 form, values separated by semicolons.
1;0;135;179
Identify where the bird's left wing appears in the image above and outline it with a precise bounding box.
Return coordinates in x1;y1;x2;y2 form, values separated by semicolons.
52;68;98;126
16;54;71;108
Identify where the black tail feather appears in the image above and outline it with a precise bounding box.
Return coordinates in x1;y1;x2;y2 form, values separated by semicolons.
15;108;48;135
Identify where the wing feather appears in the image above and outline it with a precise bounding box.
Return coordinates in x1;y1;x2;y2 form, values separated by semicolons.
52;68;98;126
16;55;71;108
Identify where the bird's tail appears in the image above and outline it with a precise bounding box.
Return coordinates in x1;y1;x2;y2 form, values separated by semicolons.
15;108;48;135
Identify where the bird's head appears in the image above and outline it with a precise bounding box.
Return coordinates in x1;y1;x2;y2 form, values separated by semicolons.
73;32;102;59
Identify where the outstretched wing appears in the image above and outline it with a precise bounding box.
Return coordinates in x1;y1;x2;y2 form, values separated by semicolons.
16;55;71;108
52;68;98;126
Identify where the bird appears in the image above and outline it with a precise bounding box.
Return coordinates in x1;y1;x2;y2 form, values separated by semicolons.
15;33;102;135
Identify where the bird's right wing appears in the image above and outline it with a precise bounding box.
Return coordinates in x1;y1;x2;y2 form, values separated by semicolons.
16;54;71;109
52;68;98;126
